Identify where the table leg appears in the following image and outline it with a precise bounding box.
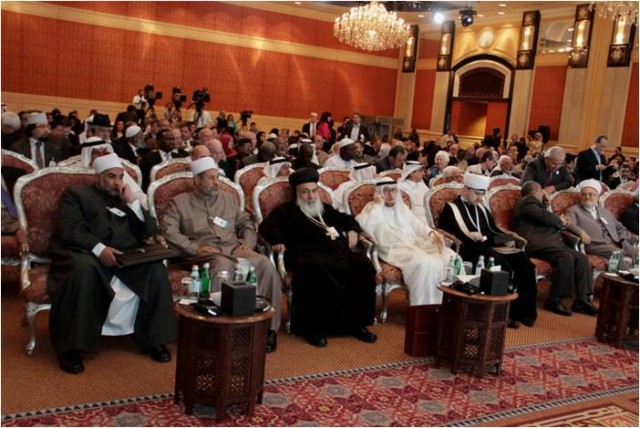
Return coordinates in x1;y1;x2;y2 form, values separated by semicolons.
257;389;264;404
184;400;193;415
215;404;227;422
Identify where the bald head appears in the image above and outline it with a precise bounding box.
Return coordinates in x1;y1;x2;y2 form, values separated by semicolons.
191;145;211;161
206;139;225;162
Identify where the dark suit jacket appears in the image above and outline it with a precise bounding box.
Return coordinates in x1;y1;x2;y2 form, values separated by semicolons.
301;122;316;137
510;195;566;252
112;138;139;165
343;123;371;143
576;148;611;183
620;203;638;235
10;139;62;167
374;156;394;173
520;156;572;191
140;149;188;191
1;166;26;200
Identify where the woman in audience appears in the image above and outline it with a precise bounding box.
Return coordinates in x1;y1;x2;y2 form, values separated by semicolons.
110;119;124;141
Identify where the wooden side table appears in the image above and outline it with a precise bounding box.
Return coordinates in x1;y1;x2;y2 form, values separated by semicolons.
173;304;274;421
435;285;517;378
596;273;639;348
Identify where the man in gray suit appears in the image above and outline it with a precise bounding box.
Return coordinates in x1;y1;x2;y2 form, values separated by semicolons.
566;179;637;261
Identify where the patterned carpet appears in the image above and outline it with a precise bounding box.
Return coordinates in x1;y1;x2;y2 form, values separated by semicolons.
2;338;637;427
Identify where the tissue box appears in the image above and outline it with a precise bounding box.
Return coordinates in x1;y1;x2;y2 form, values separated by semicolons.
221;281;255;316
480;269;510;295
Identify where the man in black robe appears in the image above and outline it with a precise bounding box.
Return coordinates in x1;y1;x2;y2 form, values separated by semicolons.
438;172;538;328
47;153;177;374
258;168;377;347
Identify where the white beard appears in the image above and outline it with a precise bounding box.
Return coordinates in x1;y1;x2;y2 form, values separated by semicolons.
297;198;325;218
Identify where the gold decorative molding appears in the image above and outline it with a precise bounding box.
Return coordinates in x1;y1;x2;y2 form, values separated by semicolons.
1;1;397;70
535;52;571;67
416;58;438;70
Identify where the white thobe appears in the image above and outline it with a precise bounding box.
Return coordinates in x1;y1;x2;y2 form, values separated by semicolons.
322;156;358;170
399;180;429;224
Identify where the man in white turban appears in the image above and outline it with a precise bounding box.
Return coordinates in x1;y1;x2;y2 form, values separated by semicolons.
566;179;637;261
398;160;429;223
322;138;359;169
47;153;177;374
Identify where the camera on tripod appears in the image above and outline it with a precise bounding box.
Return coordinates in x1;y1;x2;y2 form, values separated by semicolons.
240;110;253;125
144;83;163;107
192;87;211;104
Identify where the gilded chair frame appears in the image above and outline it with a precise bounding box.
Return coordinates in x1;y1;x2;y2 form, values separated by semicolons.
149;158;191;183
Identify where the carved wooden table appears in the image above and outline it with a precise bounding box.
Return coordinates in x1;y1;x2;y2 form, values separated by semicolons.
435;285;517;377
596;273;639;349
174;304;274;421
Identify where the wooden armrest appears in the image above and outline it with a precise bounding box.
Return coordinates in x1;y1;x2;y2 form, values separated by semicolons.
561;230;581;251
436;229;462;253
16;228;29;257
499;228;528;249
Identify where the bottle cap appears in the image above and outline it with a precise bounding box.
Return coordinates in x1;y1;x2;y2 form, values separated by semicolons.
203;263;210;268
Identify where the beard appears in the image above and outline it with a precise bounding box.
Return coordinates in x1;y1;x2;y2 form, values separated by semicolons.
297;198;324;218
199;186;219;198
582;200;597;209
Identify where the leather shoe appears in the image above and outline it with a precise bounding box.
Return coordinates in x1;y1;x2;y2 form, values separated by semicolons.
147;344;171;363
266;330;277;353
544;299;572;317
518;317;536;327
571;300;599;316
304;335;328;348
352;327;377;343
507;320;520;329
57;351;84;374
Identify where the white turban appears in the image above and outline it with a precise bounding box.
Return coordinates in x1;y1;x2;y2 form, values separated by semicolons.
351;162;376;182
463;171;489;191
337;138;355;149
267;133;278;140
401;161;422;181
577;179;602;194
299;138;312;144
26;112;47;126
191;157;217;175
125;125;142;139
93;153;122;174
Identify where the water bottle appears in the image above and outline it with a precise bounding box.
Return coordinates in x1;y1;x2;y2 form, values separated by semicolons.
233;263;245;282
453;256;462;276
487;256;495;269
474;255;485;276
198;262;211;302
189;265;200;299
445;256;456;283
607;251;620;273
246;266;257;287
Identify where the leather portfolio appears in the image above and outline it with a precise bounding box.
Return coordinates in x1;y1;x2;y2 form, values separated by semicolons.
115;243;180;267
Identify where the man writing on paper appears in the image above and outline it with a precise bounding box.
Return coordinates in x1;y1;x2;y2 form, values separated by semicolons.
47;153;177;374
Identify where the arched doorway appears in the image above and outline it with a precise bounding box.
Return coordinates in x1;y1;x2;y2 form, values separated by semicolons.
445;56;514;141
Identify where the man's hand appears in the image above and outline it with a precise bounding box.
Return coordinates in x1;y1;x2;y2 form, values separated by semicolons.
154;234;168;248
468;231;484;242
358;231;376;245
596;164;607;171
430;231;445;253
559;214;569;226
196;245;220;256
99;246;123;267
233;243;250;253
119;183;135;204
272;244;286;253
347;230;359;249
579;230;592;244
543;185;556;194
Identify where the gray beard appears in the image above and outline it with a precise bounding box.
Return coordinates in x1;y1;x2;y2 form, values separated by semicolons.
297;198;324;218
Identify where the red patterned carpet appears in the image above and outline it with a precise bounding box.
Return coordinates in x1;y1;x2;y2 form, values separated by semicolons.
2;338;637;427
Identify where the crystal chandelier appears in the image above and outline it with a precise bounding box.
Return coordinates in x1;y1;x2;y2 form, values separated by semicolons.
589;1;638;23
333;1;410;52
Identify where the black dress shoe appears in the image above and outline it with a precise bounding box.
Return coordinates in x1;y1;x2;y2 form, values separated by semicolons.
571;300;599;316
147;344;171;363
266;330;277;353
352;327;377;343
304;335;328;348
520;318;535;327
544;299;573;317
507;320;520;329
57;351;84;374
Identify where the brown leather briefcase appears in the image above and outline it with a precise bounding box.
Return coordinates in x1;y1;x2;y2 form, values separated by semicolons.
115;243;180;267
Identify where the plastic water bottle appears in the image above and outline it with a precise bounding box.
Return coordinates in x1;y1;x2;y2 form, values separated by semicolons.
475;255;485;275
453;256;462;276
198;263;210;302
487;256;495;269
233;263;245;282
445;256;456;282
246;266;257;287
607;251;620;273
189;265;200;299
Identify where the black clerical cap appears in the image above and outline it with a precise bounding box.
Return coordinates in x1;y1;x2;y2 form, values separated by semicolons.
289;167;319;189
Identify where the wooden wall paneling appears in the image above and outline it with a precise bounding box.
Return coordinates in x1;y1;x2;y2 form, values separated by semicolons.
528;65;567;140
621;62;639;147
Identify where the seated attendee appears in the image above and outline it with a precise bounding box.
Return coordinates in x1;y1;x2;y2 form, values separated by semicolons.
398;161;429;223
140;128;189;190
2;111;24;150
374;145;407;173
565;179;637;261
112;124;146;165
239;140;276;168
190;144;212;161
10;112;62;169
511;181;597;317
258;168;378;348
490;155;517;177
438;173;538;327
520;146;572;194
620;192;639;235
353;140;374;164
161;158;282;352
291;142;320;171
200;129;233;178
425;150;449;182
262;156;292;180
333;162;376;213
323;138;359;169
47;153;177;374
465;151;495;177
438;165;462;185
609;162;632;189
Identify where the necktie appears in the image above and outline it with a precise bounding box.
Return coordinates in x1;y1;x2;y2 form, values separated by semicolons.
1;188;18;219
35;142;44;169
310;123;315;137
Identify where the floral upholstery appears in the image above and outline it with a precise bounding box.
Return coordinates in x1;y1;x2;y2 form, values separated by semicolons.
549;190;580;216
601;191;634;221
488;177;519;189
380;170;401;181
587;254;608;271
56;156;141;186
487;188;521;230
2;235;19;258
151;177;194;224
431;175;463;187
168;267;191;296
236;164;267;215
319;170;351;190
258;181;294;222
427;186;463;228
152;161;191;182
2;150;36;173
347;184;376;216
380;261;404;285
619;181;636;191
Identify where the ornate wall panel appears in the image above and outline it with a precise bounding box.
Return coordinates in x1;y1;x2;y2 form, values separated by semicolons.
411;70;436;129
528;65;567;140
621;62;638;147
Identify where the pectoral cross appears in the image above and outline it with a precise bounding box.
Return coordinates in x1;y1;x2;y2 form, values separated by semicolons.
326;230;337;240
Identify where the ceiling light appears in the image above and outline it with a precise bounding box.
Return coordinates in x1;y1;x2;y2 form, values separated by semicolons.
459;8;477;27
590;1;638;24
433;11;445;24
497;11;505;15
477;14;485;18
499;3;507;7
294;1;301;4
568;28;575;31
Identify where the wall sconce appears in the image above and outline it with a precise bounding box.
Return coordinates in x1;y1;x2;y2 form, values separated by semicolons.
607;15;636;66
436;21;455;71
402;25;419;73
516;11;540;69
568;4;594;68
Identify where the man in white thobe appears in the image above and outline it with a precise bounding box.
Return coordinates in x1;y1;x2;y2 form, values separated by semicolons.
398;161;429;224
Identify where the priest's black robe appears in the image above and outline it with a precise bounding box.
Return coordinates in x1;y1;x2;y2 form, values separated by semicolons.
258;201;376;337
47;184;177;354
438;196;538;323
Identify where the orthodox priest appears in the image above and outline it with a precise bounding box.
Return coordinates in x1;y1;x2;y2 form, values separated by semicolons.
438;172;538;328
258;168;378;348
47;153;177;374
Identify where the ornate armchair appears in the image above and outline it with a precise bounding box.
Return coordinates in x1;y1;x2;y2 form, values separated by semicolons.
14;167;99;355
57;155;143;187
488;175;520;190
600;189;635;221
429;174;463;188
150;158;191;183
619;181;636;191
424;182;463;252
253;176;333;333
234;163;267;216
318;167;351;190
379;169;402;181
148;171;245;296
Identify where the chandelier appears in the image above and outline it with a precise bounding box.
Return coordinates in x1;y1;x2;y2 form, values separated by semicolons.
589;1;638;23
333;1;410;52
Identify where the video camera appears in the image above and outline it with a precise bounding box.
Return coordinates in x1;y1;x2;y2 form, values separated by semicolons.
144;83;163;107
192;87;211;104
240;110;253;125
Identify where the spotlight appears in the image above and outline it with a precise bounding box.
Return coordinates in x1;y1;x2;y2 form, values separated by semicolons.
433;11;445;24
459;8;477;27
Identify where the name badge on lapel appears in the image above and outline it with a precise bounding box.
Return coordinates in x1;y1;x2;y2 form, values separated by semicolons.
209;216;229;228
107;207;126;217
